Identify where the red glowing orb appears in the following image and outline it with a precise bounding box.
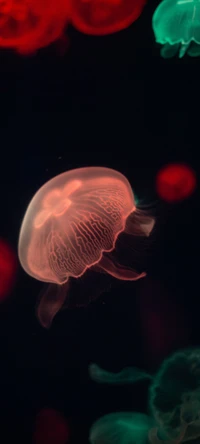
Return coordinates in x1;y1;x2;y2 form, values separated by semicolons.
33;408;70;444
0;238;17;300
156;163;197;203
0;0;70;54
71;0;146;35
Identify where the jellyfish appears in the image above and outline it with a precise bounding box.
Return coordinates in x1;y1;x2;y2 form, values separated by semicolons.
89;412;155;444
89;349;200;443
149;348;200;442
71;0;146;36
0;0;70;55
89;363;153;385
152;0;200;58
18;166;155;328
155;164;196;203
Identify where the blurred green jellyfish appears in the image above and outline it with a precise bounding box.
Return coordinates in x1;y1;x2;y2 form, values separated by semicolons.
149;348;200;442
89;348;200;443
152;0;200;58
89;412;154;444
89;363;152;385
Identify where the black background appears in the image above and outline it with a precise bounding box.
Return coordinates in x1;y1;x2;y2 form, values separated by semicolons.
0;1;200;442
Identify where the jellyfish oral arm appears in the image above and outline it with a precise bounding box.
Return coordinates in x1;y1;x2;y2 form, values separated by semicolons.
98;255;146;281
37;281;69;328
89;363;153;385
148;424;187;444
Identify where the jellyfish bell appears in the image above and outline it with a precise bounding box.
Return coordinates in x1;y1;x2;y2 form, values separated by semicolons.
0;0;70;54
71;0;146;36
18;166;155;328
152;0;200;59
148;348;200;443
89;411;154;444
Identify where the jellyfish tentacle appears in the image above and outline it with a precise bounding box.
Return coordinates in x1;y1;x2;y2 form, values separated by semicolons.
148;424;187;444
89;363;153;385
125;210;155;237
98;255;146;280
179;41;190;58
37;281;69;328
161;43;180;58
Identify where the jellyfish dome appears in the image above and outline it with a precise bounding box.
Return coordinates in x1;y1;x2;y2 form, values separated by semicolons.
152;0;200;58
90;412;154;444
0;0;70;54
18;166;154;328
148;348;200;443
71;0;146;36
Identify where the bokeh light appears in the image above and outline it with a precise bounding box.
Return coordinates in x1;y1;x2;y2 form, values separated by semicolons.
33;408;70;444
0;238;17;301
156;163;197;203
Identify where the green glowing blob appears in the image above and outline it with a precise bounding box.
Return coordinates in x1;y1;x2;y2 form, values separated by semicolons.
152;0;200;58
89;412;154;444
89;349;200;443
89;363;153;385
149;348;200;442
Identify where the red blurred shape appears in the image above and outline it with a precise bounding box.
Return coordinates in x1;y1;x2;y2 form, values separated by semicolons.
0;238;17;300
156;163;197;203
138;279;189;367
71;0;146;35
33;408;69;444
0;0;70;54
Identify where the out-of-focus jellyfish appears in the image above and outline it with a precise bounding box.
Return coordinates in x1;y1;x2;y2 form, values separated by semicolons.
71;0;147;36
149;348;200;443
18;166;155;328
0;238;17;300
0;0;70;55
33;408;69;444
89;363;153;385
89;412;155;444
155;163;196;203
152;0;200;58
89;348;200;443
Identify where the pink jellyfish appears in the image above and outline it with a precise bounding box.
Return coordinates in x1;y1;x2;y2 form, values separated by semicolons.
18;167;155;328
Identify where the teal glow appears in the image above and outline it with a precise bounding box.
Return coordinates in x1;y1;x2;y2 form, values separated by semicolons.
89;363;152;385
89;412;154;444
89;348;200;443
152;0;200;58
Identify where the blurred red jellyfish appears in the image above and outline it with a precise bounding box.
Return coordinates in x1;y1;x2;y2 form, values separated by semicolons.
156;163;197;203
71;0;146;35
0;0;70;54
33;408;69;444
18;167;155;328
0;238;17;300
